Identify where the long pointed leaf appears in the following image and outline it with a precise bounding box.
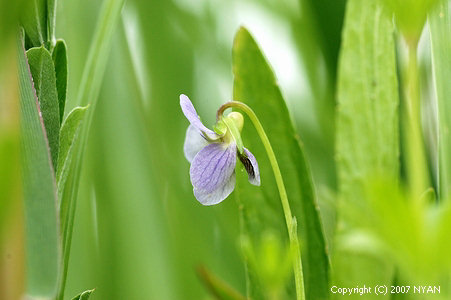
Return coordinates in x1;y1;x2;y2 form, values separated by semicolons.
18;34;59;298
232;27;329;300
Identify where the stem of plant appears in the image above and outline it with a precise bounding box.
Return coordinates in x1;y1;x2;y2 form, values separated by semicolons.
404;39;429;203
217;101;306;300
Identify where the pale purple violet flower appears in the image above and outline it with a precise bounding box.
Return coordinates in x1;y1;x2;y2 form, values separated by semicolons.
180;94;260;205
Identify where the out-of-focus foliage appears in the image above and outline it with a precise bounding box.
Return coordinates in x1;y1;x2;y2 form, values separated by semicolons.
5;0;451;299
430;0;451;201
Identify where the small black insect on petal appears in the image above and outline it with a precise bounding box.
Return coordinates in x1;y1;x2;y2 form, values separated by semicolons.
238;152;255;180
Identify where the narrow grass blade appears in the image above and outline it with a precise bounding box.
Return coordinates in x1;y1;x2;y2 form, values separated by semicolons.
18;35;59;298
26;46;60;170
429;1;451;201
233;27;329;300
52;40;68;123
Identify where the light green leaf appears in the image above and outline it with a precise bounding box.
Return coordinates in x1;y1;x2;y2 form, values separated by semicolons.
71;289;95;300
429;1;451;201
335;0;399;291
18;34;59;298
232;27;329;300
52;39;68;124
336;0;399;213
26;46;60;170
57;106;88;231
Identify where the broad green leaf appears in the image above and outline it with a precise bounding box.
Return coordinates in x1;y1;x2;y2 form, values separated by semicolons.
429;1;451;201
21;0;47;47
18;35;59;298
56;106;88;232
71;289;94;300
26;46;60;170
336;0;399;213
232;27;329;300
335;0;399;291
52;40;68;123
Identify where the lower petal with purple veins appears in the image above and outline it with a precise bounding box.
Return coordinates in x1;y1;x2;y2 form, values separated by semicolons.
194;172;236;205
190;142;237;194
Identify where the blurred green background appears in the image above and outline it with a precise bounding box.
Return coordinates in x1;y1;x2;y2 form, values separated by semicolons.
57;0;343;298
6;0;451;299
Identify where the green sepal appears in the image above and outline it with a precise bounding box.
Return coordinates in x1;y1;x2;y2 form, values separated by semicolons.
223;116;243;154
213;120;227;136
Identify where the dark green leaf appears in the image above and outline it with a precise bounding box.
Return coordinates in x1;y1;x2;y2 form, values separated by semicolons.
18;34;59;298
26;46;60;170
52;39;68;123
232;27;329;300
71;289;95;300
429;1;451;201
57;106;88;231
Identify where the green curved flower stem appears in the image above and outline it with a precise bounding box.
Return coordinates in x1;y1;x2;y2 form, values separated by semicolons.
217;101;305;300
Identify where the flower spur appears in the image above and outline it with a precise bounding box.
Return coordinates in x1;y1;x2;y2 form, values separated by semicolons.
180;94;260;205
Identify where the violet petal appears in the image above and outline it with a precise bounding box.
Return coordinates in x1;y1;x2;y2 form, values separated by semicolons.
239;147;260;186
184;125;209;163
194;172;236;205
190;142;237;197
180;94;219;140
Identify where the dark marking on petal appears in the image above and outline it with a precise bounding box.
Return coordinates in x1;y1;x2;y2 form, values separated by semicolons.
239;152;255;180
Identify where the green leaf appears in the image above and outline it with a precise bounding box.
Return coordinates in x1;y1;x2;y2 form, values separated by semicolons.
232;27;329;300
57;106;88;231
52;39;68;123
334;0;399;292
71;289;95;300
18;34;59;298
26;46;60;170
336;0;399;213
21;0;47;47
429;1;451;201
